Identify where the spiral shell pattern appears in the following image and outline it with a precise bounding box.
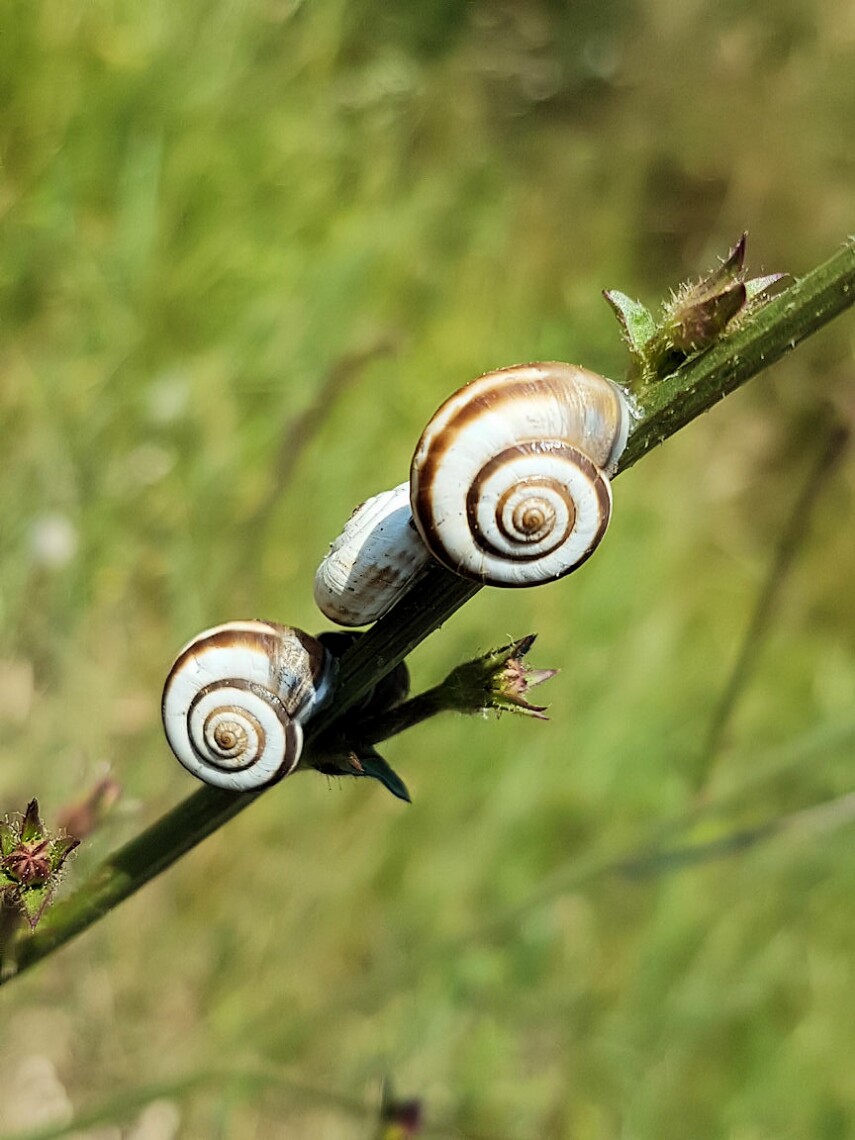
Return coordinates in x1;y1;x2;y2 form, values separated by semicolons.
162;621;334;791
410;363;630;587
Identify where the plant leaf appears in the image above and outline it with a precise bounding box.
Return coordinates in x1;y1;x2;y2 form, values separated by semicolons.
358;750;412;803
603;289;657;359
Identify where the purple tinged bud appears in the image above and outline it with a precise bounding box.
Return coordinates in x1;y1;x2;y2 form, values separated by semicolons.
1;799;80;929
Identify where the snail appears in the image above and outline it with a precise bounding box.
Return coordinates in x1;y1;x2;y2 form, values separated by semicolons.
313;483;431;627
162;620;336;790
410;362;631;585
314;362;632;625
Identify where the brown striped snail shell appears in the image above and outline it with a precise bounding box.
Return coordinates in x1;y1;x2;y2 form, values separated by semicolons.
409;362;631;587
162;621;335;790
313;482;431;627
314;362;632;626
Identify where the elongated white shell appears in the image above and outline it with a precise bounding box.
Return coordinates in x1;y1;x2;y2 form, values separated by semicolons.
314;483;431;626
162;620;335;791
409;362;630;587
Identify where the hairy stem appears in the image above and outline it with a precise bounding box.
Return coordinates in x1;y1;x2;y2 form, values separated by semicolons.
5;237;854;985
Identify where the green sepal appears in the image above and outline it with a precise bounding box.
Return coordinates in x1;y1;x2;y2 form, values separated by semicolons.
20;800;44;844
0;821;17;859
18;884;52;929
358;750;412;803
49;835;80;874
602;289;657;362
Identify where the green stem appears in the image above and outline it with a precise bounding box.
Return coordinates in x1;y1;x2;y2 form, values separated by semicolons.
5;237;854;985
359;687;450;746
620;237;855;468
0;896;24;979
696;422;850;781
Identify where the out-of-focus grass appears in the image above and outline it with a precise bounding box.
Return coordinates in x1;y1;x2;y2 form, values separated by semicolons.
1;2;854;1137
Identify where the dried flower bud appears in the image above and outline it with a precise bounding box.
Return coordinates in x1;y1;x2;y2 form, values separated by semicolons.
605;233;789;387
1;800;79;929
440;634;558;719
310;637;556;804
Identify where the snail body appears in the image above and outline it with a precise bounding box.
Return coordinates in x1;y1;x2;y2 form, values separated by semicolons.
162;621;335;790
314;361;631;625
313;483;431;627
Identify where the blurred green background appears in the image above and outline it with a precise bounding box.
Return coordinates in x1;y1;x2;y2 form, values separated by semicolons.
1;1;854;1136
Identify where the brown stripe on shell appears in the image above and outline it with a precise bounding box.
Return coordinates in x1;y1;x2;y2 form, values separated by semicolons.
410;363;624;584
495;480;568;549
167;623;283;689
563;453;613;579
464;443;577;561
205;707;261;767
185;677;301;777
412;374;551;524
411;364;626;530
166;622;328;713
189;676;292;729
464;449;611;586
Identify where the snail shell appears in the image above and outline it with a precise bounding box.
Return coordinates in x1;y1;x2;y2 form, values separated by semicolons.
313;482;431;626
162;620;335;790
409;362;630;587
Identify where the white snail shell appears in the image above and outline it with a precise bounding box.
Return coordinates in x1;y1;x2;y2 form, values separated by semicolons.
162;621;335;790
313;482;431;627
409;362;630;587
314;361;632;625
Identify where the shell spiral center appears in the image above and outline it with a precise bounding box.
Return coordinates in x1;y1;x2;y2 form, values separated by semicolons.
188;682;279;774
202;704;265;770
452;442;608;581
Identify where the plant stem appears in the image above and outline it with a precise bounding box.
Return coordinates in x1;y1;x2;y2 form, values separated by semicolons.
696;421;850;781
620;237;855;468
0;896;24;979
359;688;450;745
5;237;854;985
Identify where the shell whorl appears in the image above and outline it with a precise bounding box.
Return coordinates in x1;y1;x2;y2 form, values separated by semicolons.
313;483;431;626
409;363;630;587
161;621;335;791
